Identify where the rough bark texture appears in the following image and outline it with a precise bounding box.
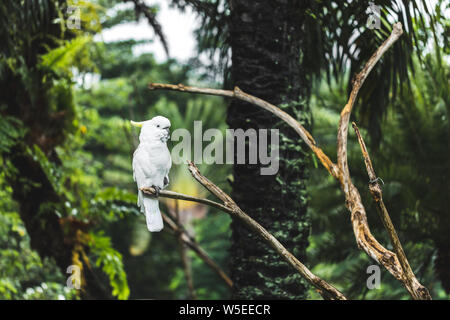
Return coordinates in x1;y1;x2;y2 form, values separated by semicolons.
227;0;310;299
435;242;450;293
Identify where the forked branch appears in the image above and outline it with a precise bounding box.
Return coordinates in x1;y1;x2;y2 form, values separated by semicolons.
352;122;430;300
186;161;347;300
147;22;431;299
148;84;340;178
142;177;346;300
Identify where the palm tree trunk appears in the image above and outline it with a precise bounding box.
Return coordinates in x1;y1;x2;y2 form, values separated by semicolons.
227;0;311;299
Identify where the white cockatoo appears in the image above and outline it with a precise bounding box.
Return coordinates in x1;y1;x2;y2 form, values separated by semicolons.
131;116;172;232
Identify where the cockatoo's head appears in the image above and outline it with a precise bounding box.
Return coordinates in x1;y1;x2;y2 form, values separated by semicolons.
130;116;171;143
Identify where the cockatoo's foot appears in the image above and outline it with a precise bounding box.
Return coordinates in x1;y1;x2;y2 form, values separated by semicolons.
151;185;161;197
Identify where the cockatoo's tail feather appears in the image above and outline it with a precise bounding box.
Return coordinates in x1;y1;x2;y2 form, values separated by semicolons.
137;190;144;212
143;197;163;232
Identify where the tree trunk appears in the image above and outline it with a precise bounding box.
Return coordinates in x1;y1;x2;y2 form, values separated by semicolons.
227;0;311;299
435;243;450;294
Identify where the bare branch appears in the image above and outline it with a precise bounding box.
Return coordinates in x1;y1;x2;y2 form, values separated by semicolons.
186;161;347;300
126;0;169;56
148;83;340;178
144;185;342;298
174;200;197;299
352;122;431;300
333;23;430;300
142;188;233;288
141;187;230;213
337;22;403;193
330;24;409;295
162;213;233;288
146;82;408;292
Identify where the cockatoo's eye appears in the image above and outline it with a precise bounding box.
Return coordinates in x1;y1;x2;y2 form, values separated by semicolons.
157;125;160;128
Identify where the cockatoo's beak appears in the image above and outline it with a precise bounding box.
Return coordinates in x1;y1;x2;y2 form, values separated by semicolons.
130;120;145;128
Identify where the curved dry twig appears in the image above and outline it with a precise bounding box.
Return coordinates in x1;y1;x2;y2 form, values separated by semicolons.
352;122;431;300
337;22;404;193
141;187;229;212
186;161;346;300
334;23;430;300
148;83;340;178
141;187;233;288
142;176;346;299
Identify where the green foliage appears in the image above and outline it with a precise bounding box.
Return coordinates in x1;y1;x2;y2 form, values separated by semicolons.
0;114;26;154
174;212;231;300
88;232;130;300
29;145;62;193
177;0;447;144
73;33;232;298
0;172;77;300
0;0;133;300
40;36;99;77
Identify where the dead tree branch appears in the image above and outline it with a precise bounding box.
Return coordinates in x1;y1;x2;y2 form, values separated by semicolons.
332;22;430;300
161;212;233;288
141;188;233;288
352;122;430;300
148;83;339;178
185;161;347;300
141;187;230;213
146;23;431;300
174;200;197;299
143;186;341;297
337;22;404;192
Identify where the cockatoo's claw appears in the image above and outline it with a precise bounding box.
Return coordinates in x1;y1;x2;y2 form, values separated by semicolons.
151;185;161;197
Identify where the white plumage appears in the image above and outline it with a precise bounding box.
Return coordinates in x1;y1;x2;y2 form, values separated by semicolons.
131;116;172;232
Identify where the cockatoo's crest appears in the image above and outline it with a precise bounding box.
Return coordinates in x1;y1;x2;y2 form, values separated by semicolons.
131;116;171;143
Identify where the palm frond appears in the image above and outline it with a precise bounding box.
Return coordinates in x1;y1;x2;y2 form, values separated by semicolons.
177;0;446;146
124;0;170;56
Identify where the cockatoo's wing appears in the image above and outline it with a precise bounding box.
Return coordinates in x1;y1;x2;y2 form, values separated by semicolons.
133;146;153;213
162;152;172;189
132;146;157;187
132;144;167;232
